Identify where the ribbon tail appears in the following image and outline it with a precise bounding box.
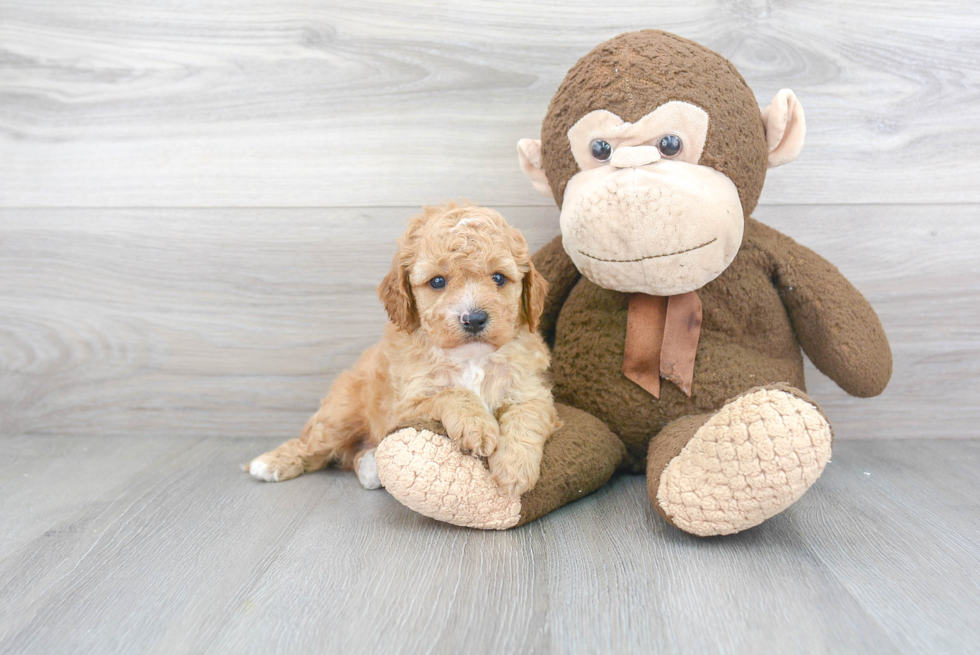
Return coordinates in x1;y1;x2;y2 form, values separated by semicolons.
622;293;667;398
660;291;702;397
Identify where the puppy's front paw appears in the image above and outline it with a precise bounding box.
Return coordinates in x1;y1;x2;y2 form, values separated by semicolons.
448;413;499;458
488;439;542;497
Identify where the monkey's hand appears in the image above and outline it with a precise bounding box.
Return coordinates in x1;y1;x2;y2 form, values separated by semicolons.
768;224;892;397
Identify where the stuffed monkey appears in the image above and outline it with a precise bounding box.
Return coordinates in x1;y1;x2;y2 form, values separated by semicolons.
375;30;891;536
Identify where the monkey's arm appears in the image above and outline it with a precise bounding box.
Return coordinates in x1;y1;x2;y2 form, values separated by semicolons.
533;234;581;348
763;223;892;397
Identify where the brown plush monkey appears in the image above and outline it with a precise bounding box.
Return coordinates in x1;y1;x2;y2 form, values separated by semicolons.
375;30;891;536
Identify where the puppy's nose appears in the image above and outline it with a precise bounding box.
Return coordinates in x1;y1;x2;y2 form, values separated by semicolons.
460;310;489;334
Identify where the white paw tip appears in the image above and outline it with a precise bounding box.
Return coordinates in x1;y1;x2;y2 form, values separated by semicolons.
357;449;383;490
249;460;279;482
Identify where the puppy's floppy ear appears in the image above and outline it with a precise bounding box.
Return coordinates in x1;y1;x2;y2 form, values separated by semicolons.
378;258;419;332
520;259;549;333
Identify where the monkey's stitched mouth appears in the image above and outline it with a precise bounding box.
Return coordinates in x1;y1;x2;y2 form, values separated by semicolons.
578;238;717;263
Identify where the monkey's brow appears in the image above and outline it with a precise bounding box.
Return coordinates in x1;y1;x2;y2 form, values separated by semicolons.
579;238;717;263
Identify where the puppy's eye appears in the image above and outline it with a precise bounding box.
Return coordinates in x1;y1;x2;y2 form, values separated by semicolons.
657;135;682;158
590;139;612;162
492;273;506;287
429;276;446;289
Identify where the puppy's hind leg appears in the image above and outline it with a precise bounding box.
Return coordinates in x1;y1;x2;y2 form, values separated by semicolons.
247;370;368;483
352;447;383;490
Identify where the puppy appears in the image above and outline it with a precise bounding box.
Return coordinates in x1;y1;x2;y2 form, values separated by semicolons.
247;202;560;496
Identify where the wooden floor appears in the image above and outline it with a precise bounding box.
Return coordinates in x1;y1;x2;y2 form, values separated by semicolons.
2;0;980;653
0;437;976;654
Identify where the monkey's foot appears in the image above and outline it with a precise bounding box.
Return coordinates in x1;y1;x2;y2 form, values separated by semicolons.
376;406;625;530
649;385;833;537
376;424;522;530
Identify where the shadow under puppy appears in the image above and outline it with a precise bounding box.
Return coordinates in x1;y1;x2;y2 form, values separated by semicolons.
247;202;560;496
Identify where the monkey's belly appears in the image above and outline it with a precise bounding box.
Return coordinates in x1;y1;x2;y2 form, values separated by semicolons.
550;278;805;469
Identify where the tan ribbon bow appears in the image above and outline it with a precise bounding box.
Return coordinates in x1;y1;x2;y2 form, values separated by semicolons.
622;291;702;398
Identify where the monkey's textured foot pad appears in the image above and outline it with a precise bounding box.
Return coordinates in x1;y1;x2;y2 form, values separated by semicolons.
375;427;521;530
655;387;832;537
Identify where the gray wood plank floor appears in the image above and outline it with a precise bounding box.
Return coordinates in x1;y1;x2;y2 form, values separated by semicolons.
0;437;976;654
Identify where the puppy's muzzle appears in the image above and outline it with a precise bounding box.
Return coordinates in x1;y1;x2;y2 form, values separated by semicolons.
460;310;489;334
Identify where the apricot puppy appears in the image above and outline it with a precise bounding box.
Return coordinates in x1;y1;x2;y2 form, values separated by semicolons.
247;202;560;496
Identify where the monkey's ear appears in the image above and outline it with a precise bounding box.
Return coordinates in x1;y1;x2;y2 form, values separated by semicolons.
517;139;554;199
378;262;419;332
761;89;806;168
520;259;550;333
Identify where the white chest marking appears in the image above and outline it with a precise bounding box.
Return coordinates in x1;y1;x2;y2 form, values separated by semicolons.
442;342;496;410
460;359;487;397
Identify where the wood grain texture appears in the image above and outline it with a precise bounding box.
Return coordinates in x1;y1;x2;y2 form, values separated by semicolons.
1;204;977;440
0;434;200;560
0;436;976;654
795;439;980;653
1;0;979;207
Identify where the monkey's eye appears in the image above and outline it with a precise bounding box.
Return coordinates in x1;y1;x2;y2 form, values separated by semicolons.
657;135;682;158
492;273;507;287
429;276;446;289
590;139;613;162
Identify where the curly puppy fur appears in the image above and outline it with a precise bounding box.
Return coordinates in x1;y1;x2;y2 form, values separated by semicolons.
247;202;560;496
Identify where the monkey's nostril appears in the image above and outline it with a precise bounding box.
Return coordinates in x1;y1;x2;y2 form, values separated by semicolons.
460;310;489;334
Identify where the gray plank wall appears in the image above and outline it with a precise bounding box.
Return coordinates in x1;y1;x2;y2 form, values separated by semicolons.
1;0;978;440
